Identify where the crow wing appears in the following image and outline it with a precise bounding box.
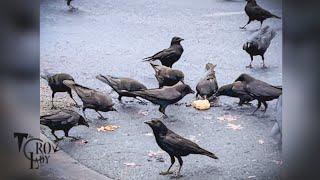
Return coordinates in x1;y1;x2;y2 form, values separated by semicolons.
162;131;204;155
246;80;282;98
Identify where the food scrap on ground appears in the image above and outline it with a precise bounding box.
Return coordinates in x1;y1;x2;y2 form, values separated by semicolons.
217;114;239;122
97;125;120;132
191;99;211;110
226;123;243;130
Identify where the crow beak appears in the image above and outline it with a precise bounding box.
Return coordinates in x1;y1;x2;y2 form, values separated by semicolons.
144;121;151;125
180;38;184;41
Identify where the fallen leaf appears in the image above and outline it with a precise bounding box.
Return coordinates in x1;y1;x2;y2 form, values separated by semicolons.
258;139;265;144
226;123;243;130
97;125;120;132
138;110;148;116
124;162;141;167
217;115;239;122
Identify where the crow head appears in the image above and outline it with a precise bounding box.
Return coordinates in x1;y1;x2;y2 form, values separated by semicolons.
182;84;195;95
145;119;168;135
234;73;255;83
215;84;233;97
78;116;89;128
171;37;184;45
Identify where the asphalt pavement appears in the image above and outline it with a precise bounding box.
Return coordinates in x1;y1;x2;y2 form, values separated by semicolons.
40;0;282;179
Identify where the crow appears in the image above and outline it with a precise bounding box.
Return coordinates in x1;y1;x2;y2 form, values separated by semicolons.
125;82;194;118
40;109;89;141
66;0;75;9
241;0;281;29
150;62;184;88
234;73;282;113
196;63;218;100
243;26;276;68
214;81;255;106
143;37;184;68
63;80;116;120
145;119;218;178
96;74;147;103
41;71;79;109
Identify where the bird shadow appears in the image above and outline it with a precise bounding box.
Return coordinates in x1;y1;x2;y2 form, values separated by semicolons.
185;165;222;178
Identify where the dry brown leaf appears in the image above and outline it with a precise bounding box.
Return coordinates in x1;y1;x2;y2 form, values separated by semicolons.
191;100;211;110
226;123;243;130
97;125;120;132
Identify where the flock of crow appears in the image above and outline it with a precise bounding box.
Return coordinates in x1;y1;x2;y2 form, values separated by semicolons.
40;0;281;178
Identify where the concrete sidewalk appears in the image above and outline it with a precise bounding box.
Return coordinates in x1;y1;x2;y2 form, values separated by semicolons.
39;134;111;180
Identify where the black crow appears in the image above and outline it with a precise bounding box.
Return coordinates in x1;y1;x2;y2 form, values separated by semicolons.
241;0;281;29
196;63;218;100
96;74;147;102
40;109;89;141
66;0;75;9
41;71;79;109
243;26;276;68
125;82;194;118
145;119;218;178
143;37;184;68
63;80;116;120
214;81;255;106
234;73;282;113
150;62;184;88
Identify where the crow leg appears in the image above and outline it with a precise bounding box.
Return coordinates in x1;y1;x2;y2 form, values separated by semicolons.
262;101;268;113
118;95;122;102
240;19;251;29
238;98;244;106
82;107;87;119
96;110;107;120
246;55;253;68
252;101;262;114
160;155;175;175
259;21;263;29
51;92;56;109
261;55;267;68
52;130;63;142
68;90;80;107
174;156;183;178
159;106;168;118
195;92;199;99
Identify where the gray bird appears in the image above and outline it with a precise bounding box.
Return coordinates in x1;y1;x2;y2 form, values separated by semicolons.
143;37;184;68
150;62;184;88
145;119;218;178
234;73;282;113
40;109;89;142
214;81;255;106
125;82;194;118
241;0;281;29
96;74;147;102
63;80;116;120
41;71;79;109
196;63;218;100
243;26;276;68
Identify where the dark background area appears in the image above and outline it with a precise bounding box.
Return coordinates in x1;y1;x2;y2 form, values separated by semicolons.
0;0;319;179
